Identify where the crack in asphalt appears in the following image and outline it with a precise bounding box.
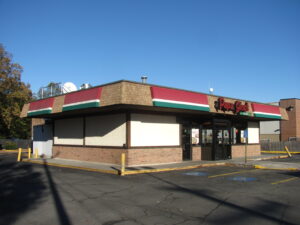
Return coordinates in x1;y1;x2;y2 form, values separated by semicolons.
52;175;148;224
200;195;231;224
139;193;202;225
53;173;135;202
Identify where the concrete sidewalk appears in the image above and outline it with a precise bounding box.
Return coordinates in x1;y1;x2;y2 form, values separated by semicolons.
23;158;120;175
251;158;300;170
21;153;298;175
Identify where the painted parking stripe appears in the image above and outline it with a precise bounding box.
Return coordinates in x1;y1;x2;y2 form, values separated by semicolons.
271;177;299;185
208;170;256;178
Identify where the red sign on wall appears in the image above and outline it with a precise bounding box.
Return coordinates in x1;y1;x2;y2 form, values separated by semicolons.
215;97;249;114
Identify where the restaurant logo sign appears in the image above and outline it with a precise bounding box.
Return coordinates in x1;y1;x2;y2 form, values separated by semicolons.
215;97;249;114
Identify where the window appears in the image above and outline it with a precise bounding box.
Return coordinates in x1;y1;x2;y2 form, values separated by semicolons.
202;128;213;145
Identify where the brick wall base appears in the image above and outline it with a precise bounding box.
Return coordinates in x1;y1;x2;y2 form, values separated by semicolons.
231;144;261;158
52;145;126;165
195;145;260;160
192;146;201;161
52;145;182;166
127;147;182;166
52;144;261;165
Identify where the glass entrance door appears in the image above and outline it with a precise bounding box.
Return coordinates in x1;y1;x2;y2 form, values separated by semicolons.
212;120;232;160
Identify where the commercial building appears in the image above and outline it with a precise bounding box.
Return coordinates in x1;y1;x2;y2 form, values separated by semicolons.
21;80;288;166
280;98;300;141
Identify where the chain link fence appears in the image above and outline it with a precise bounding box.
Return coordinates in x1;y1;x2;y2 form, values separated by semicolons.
261;141;300;152
0;139;32;150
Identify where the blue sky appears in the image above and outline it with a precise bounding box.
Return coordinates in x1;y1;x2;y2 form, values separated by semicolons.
0;0;299;102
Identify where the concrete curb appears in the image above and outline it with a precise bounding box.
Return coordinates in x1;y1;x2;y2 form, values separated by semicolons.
123;162;227;175
122;155;293;175
21;154;296;175
253;165;300;171
248;155;290;161
23;159;228;176
261;151;300;154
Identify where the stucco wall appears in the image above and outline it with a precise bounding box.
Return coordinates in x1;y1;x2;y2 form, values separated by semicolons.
85;114;126;146
260;121;280;134
130;113;180;146
54;118;84;145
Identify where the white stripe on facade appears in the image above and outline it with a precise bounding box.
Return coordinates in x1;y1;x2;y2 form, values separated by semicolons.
28;107;52;113
253;111;281;116
152;98;209;108
63;99;100;108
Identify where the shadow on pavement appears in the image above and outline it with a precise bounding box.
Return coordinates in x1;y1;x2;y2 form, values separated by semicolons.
42;159;72;225
0;155;46;225
279;171;300;177
0;154;73;225
148;173;297;225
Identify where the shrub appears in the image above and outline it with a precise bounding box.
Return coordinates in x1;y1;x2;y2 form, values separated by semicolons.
4;141;17;150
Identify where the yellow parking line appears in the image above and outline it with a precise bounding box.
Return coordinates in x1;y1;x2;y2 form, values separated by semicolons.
208;170;255;178
271;177;299;185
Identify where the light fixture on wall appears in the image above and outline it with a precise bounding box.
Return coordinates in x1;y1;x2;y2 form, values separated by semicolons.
286;106;294;111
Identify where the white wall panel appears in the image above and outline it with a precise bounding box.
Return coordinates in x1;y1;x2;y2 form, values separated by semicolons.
259;121;280;134
131;113;180;146
54;118;83;145
85;114;126;146
248;121;259;144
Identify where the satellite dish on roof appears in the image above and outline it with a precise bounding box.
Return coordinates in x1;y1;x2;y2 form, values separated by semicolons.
62;82;77;93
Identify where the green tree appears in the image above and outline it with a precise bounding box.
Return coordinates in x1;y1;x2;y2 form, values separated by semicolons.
0;44;32;139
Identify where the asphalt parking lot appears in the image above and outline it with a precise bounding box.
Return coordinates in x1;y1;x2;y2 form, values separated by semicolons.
1;153;300;225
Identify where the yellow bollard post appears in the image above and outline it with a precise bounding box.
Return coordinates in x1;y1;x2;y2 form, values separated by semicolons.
28;147;31;159
121;153;126;176
17;148;22;162
34;148;38;158
285;146;292;157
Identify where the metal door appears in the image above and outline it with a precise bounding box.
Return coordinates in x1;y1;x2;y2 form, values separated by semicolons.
33;124;53;157
182;126;192;160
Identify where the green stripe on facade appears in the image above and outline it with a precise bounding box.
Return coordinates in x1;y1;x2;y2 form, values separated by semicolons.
62;102;100;111
254;113;281;119
153;101;209;112
28;109;52;116
239;112;252;116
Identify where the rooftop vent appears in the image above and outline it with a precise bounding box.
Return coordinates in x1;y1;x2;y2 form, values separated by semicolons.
141;76;148;83
80;83;92;90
